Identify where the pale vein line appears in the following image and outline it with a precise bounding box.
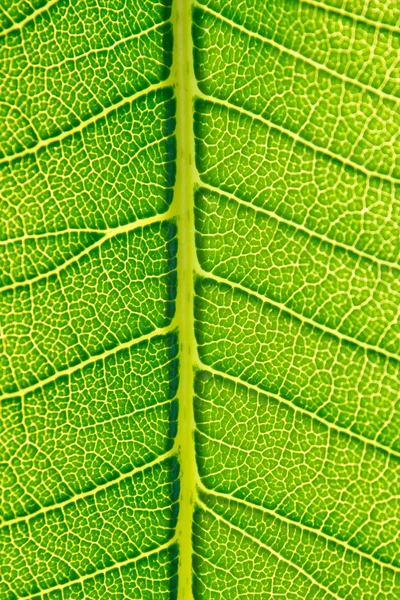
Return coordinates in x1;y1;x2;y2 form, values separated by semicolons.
197;180;400;271
196;364;400;460
36;20;167;71
196;91;400;186
1;448;176;530
18;537;177;600
300;0;400;34
198;267;399;362
196;2;400;104
0;323;176;402
0;79;173;165
0;229;109;245
198;473;400;572
0;209;176;293
0;0;61;38
197;499;342;600
75;395;174;431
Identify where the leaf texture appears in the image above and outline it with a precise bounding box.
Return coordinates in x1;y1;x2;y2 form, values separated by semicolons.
192;0;400;597
1;1;178;598
0;0;399;598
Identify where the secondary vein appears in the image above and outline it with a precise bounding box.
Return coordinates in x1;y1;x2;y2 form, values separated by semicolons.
196;2;400;104
195;363;400;460
1;449;175;529
196;91;400;186
197;267;400;362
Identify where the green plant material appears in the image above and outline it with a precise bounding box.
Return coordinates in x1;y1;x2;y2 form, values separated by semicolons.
0;0;399;598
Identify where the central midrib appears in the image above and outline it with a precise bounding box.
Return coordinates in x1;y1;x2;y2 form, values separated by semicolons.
174;1;198;599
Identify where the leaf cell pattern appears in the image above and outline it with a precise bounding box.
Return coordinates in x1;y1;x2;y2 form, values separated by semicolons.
193;0;400;598
1;1;178;598
0;0;399;598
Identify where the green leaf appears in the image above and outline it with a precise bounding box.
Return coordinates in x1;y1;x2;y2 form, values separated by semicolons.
0;0;399;598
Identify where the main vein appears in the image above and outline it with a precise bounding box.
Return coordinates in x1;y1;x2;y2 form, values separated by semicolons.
173;2;198;599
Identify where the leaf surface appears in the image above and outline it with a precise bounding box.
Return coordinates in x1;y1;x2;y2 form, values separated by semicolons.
0;0;399;598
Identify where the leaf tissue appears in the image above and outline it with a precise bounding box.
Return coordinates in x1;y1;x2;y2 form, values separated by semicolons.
0;0;399;598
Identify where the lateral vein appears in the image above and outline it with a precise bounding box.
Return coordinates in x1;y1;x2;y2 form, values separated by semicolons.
1;449;176;530
197;498;343;600
17;537;177;600
0;209;176;293
198;268;400;362
197;180;400;271
0;324;177;402
299;0;400;34
0;80;173;165
195;364;400;460
196;2;400;104
0;0;61;38
196;91;400;186
198;481;400;573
